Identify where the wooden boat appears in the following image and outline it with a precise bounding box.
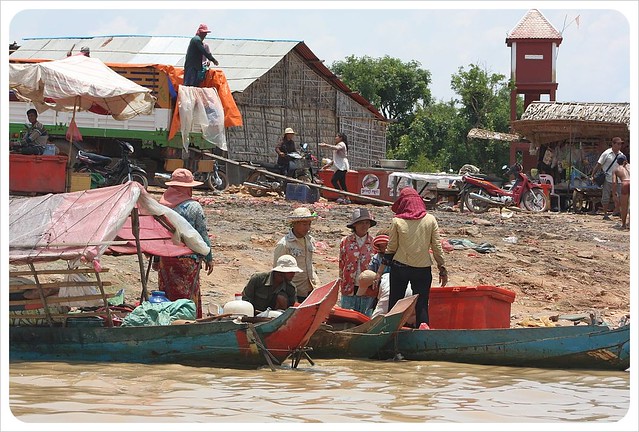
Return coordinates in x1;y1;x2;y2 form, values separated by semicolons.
308;294;418;359
9;183;338;369
9;281;338;368
382;324;630;371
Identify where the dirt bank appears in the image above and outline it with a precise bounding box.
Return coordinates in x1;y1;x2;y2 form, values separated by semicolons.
98;185;630;327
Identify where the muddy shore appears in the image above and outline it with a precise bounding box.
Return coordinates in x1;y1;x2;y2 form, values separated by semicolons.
102;186;631;327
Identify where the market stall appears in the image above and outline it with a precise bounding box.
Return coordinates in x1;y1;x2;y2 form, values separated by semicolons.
389;171;463;207
9;55;156;194
510;101;630;211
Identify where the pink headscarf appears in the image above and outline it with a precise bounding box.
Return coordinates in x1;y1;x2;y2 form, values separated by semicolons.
159;186;193;209
391;187;427;220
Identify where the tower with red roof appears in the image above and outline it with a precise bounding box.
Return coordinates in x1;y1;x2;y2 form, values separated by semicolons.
506;9;563;121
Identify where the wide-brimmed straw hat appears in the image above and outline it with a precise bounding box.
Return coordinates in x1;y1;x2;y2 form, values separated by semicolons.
284;127;296;135
272;255;303;273
288;207;318;222
165;168;203;187
196;24;211;34
347;208;377;229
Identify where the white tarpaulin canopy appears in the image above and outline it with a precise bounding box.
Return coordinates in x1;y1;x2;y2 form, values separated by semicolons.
9;56;156;121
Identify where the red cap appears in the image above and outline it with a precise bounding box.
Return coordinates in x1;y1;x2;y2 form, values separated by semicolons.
196;23;211;35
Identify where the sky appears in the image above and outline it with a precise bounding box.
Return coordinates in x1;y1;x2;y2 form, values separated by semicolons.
2;1;637;105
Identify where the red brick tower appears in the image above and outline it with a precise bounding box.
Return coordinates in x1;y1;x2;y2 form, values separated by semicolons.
506;9;563;121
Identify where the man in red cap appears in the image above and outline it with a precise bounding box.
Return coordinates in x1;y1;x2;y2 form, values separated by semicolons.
184;23;219;87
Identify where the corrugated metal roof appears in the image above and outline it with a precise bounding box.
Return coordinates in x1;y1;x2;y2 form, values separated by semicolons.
10;35;385;120
9;36;298;93
506;9;562;43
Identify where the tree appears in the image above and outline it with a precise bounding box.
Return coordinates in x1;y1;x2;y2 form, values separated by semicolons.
331;55;432;150
449;64;515;174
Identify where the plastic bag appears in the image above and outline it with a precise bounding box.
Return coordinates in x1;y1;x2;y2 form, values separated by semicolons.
57;273;102;307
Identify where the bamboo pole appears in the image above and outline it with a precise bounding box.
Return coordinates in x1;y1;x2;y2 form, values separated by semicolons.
65;97;79;192
28;262;54;327
132;207;149;303
199;151;395;206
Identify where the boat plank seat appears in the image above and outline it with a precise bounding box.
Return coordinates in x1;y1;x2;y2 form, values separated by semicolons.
9;268;116;327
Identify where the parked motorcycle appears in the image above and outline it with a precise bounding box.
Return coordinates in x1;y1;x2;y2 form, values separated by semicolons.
458;163;547;213
73;140;148;189
194;160;229;191
243;143;320;197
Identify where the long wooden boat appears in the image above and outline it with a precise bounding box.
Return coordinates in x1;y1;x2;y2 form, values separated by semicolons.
308;294;418;359
382;324;630;371
10;281;338;368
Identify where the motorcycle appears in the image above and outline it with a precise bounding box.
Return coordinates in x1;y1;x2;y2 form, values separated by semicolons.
73;140;148;189
193;160;229;191
243;143;320;197
458;163;547;213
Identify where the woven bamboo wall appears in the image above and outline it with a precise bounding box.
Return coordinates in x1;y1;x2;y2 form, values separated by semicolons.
227;52;387;168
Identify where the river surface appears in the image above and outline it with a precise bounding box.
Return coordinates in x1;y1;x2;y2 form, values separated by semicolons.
5;358;634;430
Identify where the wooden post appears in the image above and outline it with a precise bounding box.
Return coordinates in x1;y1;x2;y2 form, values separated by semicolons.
28;262;54;327
132;208;149;303
199;151;395;206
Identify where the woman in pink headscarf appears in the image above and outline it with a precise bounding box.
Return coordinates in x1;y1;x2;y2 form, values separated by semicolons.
155;168;213;318
383;187;448;327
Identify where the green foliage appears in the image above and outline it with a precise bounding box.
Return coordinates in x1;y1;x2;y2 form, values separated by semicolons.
331;56;519;175
331;55;431;151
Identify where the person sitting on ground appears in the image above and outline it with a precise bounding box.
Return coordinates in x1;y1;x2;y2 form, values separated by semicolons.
242;254;301;313
15;108;48;155
274;207;321;303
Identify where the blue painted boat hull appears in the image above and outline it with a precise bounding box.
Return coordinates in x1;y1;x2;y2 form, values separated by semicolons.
382;324;630;371
309;295;418;359
10;282;339;368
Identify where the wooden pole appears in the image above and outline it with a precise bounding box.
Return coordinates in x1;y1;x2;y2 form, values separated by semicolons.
199;151;395;206
65;98;79;192
131;207;149;303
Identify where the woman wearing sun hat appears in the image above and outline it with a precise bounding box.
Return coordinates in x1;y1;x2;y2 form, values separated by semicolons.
273;207;321;303
275;127;298;176
338;208;377;315
155;168;214;318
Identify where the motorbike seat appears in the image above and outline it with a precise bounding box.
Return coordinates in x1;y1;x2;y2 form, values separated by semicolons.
77;150;112;167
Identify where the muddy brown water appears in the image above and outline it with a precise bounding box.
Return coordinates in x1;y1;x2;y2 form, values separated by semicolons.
6;359;631;427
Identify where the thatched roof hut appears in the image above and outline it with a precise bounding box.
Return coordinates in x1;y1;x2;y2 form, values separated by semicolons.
511;101;630;146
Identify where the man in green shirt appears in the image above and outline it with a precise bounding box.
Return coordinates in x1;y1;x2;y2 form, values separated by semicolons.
242;255;302;312
184;23;219;87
